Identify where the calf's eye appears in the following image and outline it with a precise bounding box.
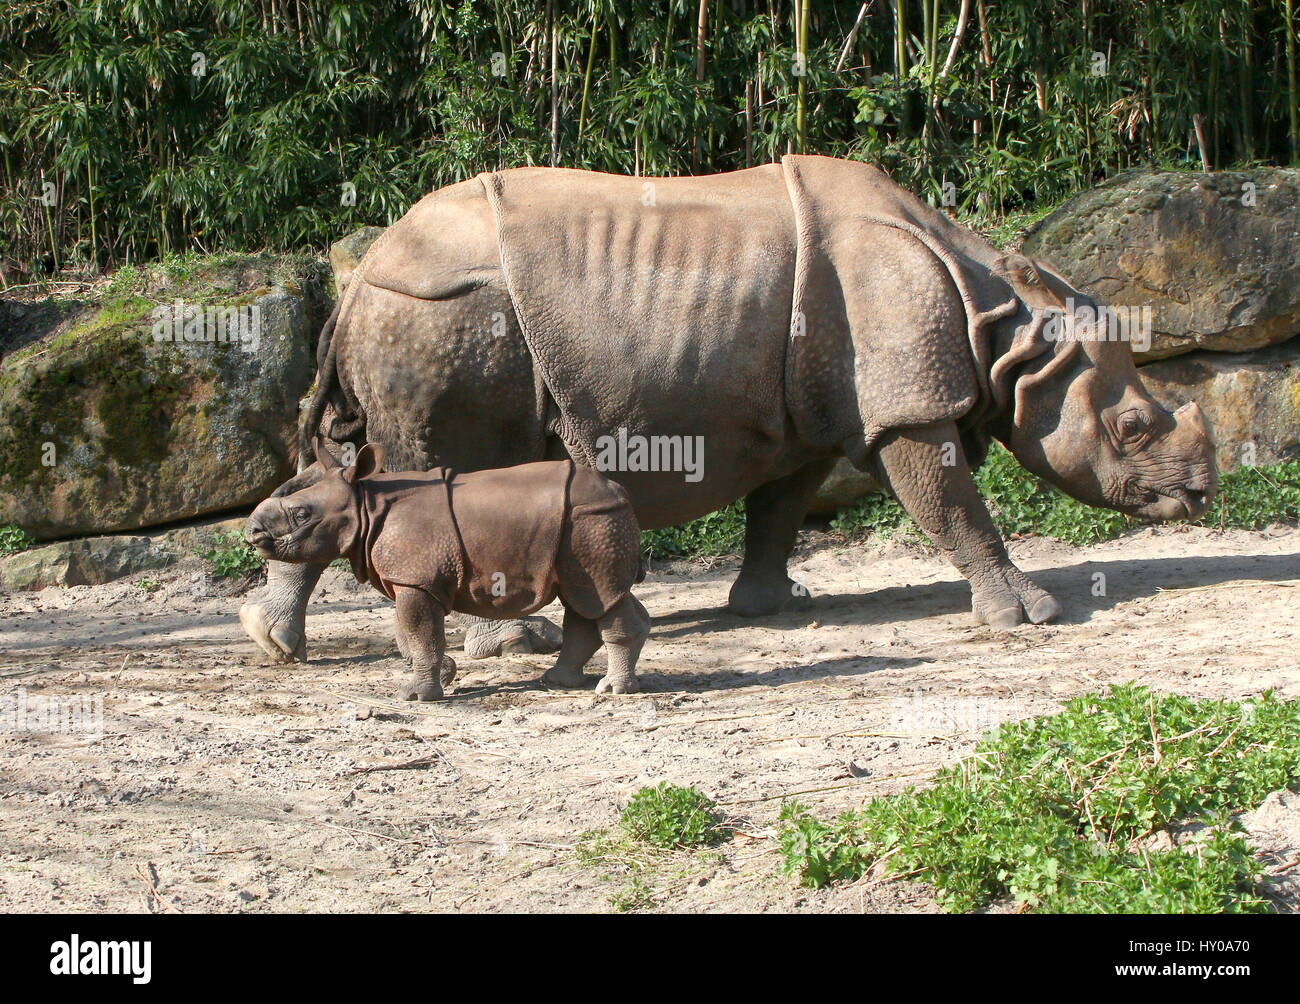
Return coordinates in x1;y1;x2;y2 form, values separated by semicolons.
292;508;309;526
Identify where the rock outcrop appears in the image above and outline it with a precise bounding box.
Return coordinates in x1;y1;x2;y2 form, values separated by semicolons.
1138;339;1300;473
1022;168;1300;362
0;256;330;539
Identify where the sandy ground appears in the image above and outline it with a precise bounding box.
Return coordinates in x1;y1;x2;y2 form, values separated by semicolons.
1;524;1297;913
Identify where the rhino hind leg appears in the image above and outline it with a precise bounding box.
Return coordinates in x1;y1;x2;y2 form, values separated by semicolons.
542;606;604;688
595;594;650;695
728;459;836;617
239;559;327;662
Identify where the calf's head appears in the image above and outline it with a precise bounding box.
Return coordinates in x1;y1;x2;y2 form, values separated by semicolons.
245;439;387;563
989;256;1217;522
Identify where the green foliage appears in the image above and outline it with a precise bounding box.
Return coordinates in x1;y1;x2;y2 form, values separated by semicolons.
1205;462;1300;529
198;530;265;580
619;783;723;849
3;2;1295;273
0;523;35;555
135;578;161;594
646;450;1300;560
641;503;746;560
779;685;1300;913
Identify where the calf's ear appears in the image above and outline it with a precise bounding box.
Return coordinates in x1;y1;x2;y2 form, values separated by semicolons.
314;435;343;470
353;443;386;480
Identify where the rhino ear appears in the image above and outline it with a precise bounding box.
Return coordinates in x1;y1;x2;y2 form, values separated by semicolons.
353;443;386;480
991;254;1068;310
314;435;343;471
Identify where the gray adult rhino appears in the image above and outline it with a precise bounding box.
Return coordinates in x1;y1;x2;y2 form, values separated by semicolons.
241;154;1216;663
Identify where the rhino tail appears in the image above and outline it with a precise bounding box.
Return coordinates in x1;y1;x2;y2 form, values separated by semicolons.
298;293;368;469
297;299;341;470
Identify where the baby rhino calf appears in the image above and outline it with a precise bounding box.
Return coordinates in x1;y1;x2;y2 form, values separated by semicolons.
245;439;649;700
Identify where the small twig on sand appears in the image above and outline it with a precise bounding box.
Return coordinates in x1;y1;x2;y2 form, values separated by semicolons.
718;768;937;806
346;756;443;775
319;821;426;846
134;862;183;914
1156;580;1298;595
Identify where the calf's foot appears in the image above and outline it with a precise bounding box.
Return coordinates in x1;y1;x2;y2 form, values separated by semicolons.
541;608;603;689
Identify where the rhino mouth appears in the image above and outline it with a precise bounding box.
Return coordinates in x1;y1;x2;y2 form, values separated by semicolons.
1127;484;1210;522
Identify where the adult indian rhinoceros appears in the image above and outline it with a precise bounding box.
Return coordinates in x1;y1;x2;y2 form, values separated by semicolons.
240;154;1216;663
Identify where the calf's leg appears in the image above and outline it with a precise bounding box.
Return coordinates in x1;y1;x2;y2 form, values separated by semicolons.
595;594;650;695
541;605;604;688
393;586;452;701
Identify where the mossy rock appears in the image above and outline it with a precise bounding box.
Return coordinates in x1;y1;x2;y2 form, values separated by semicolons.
0;255;331;539
1022;168;1300;362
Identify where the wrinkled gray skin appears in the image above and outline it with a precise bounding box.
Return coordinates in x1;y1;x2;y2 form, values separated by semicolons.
241;172;1217;663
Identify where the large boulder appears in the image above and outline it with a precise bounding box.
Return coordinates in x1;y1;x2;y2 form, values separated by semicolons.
0;256;330;539
0;535;175;590
1138;339;1300;472
1022;168;1300;361
329;225;386;294
809;458;881;514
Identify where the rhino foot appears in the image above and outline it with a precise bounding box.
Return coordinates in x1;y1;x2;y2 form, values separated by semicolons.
595;674;640;695
438;654;458;689
239;595;306;663
971;567;1062;630
542;665;590;689
239;560;324;663
460;615;563;659
398;678;444;702
727;573;812;618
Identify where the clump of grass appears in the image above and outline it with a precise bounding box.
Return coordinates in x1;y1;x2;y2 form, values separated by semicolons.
642;504;746;560
778;684;1300;913
198;530;265;580
0;523;37;555
574;784;728;911
620;783;724;849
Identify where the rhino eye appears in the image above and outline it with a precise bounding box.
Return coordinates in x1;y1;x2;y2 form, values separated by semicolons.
1116;410;1149;442
292;507;310;526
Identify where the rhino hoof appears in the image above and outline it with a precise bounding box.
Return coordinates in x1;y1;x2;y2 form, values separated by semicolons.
542;666;589;689
727;576;810;618
1028;595;1063;624
399;681;443;702
239;602;306;663
983;606;1024;630
595;676;639;695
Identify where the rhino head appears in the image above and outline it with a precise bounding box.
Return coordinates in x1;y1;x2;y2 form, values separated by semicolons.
245;439;387;563
988;255;1217;522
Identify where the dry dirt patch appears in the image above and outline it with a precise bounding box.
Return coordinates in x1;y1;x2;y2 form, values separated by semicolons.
1;525;1297;912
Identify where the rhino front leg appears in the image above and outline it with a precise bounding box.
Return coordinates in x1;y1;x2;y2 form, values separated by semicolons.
875;422;1062;630
394;586;450;701
728;459;836;617
239;559;327;662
